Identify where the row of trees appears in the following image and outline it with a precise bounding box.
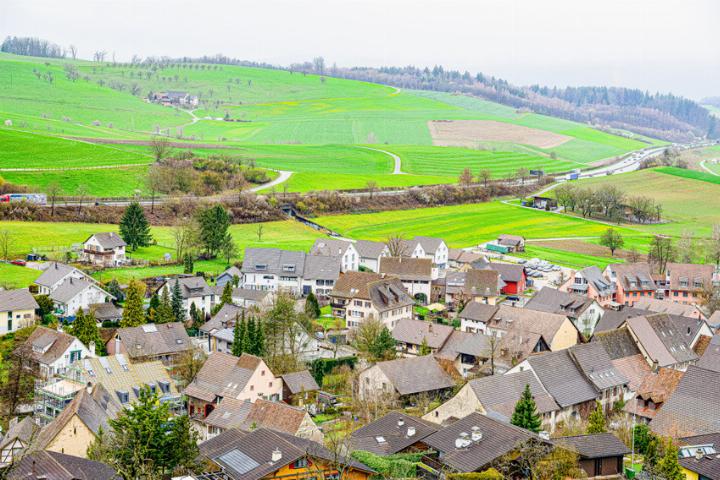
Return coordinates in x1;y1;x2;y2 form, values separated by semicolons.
1;36;67;58
554;183;662;224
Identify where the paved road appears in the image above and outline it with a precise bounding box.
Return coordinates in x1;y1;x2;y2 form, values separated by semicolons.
360;146;405;174
700;159;720;176
249;170;293;192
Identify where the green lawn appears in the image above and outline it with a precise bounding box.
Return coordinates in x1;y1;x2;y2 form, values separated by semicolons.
519;245;622;270
0;263;42;289
2;166;150;196
655;166;720;184
575;168;720;237
316;201;646;248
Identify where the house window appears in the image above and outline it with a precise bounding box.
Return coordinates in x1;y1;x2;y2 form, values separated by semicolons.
261;370;265;376
250;385;254;391
291;458;308;469
269;382;273;388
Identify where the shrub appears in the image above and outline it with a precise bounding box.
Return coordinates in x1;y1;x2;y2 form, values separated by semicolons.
447;470;503;480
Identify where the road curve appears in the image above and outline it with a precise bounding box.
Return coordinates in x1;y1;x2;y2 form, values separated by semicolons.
249;170;293;192
700;160;720;176
360;146;405;174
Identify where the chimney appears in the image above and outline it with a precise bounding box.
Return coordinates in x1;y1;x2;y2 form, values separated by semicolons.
114;336;121;354
89;341;96;357
271;448;282;463
471;426;483;442
652;359;659;373
407;426;416;437
397;417;405;427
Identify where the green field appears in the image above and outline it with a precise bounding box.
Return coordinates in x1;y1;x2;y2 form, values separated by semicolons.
0;52;653;196
575;168;720;237
316;201;647;248
0;263;41;289
2;166;150;196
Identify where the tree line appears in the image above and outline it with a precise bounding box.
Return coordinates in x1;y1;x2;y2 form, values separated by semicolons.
553;183;662;224
1;36;66;58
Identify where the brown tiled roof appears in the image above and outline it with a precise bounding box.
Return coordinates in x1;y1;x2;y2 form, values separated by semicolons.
666;263;715;292
633;298;702;318
489;305;573;347
116;322;191;359
592;327;641;360
464;269;503;297
368;277;414;311
379;257;432;281
375;356;455;396
86;232;126;249
459;302;499;323
636;367;684;403
611;354;652;393
242;399;309;436
9;450;120;480
280;370;320;395
485;262;525;283
697;334;720;373
330;271;384;299
21;326;77;366
183;352;265;402
350;411;439;455
448;249;485;265
497;234;524;246
694;334;712;356
392;318;454;350
608;263;656;292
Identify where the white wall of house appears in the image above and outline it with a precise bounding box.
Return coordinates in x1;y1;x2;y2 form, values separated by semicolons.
0;308;35;336
82;236;126;267
157;284;215;319
234;360;283;403
358;366;396;401
56;285;110;318
341;244;360;272
301;278;336;297
422;382;483;424
38;269;87;295
42;338;93;378
460;317;488;334
400;279;431;303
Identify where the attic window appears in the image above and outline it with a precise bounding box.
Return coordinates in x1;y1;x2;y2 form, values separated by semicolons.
159;381;170;394
255;264;267;271
282;264;296;272
176;339;184;344
375;436;386;444
116;390;129;404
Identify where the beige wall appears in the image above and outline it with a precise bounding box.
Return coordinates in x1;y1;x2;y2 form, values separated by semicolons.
297;413;324;443
45;415;96;458
549;318;579;351
235;359;283;403
358;366;395;401
422;382;483;424
0;309;35;335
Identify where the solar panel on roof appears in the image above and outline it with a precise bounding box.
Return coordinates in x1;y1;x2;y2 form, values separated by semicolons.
116;354;129;371
84;359;95;377
98;356;112;374
142;324;158;333
217;449;260;475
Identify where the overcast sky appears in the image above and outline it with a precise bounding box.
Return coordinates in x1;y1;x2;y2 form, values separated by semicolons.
2;0;718;99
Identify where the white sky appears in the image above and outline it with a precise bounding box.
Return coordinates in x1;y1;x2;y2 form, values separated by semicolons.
2;0;718;99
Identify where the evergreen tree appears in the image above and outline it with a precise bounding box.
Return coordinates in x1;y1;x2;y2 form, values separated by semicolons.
171;280;184;323
119;202;152;251
254;322;266;357
155;288;174;323
587;401;607;433
231;313;245;357
369;327;396;361
71;309;102;352
656;438;685;480
147;293;160;322
510;384;542;433
121;280;146;327
104;279;125;302
183;254;194;274
189;303;200;327
221;282;233;305
246;317;257;355
418;337;431;356
304;292;320;319
197;204;230;258
644;435;662;474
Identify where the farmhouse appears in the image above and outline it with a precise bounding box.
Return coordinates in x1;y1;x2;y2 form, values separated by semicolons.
447;248;486;269
49;277;113;320
80;232;127;267
0;288;38;335
157;275;215;320
357;355;455;403
34;262;91;296
0;417;38;467
531;195;558;210
656;262;719;304
442;269;503;306
496;234;525;252
150;90;198;106
479;261;526;295
106;322;191;366
401;236;449;276
525;287;604;337
561;266;616;306
379;256;432;303
633;297;706;319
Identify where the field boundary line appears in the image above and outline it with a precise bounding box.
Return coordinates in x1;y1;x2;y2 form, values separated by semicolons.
360;146;405;174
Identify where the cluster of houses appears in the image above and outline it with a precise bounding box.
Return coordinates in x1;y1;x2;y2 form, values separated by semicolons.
2;230;720;479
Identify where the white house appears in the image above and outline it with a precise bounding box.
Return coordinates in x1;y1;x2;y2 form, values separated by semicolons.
216;266;242;287
310;239;360;272
23;326;95;378
354;240;390;272
49;278;113;320
157;276;215;319
34;262;90;296
403;236;449;278
80;232;127;267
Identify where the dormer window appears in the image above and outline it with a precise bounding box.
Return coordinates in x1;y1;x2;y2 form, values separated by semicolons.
255;264;267;271
282;264;296;272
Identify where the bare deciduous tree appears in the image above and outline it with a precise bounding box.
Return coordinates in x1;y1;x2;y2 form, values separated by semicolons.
150;136;171;162
0;230;13;261
46;181;61;217
458;167;473;187
256;224;264;242
366;180;378;199
145;166;164;214
477;169;492;188
385;234;408;257
68;44;77;59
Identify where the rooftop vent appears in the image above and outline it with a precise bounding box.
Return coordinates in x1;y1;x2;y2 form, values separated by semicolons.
471;426;483;442
455;432;472;449
271;448;282;462
397;417;405;427
407;426;416;437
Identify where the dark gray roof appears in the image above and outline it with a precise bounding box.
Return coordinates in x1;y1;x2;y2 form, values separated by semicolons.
592;327;641;360
164;276;213;299
459;302;499;323
349;411;439;455
525;287;594;318
651;365;720;438
627;314;698;367
446;270;504;297
577;266;615;296
594;307;648;333
526;349;598;407
608;263;656;292
116;322;191;359
0;288;39;312
679;455;720;480
310;238;354;257
556;433;630;458
569;342;628;391
412;236;445;254
484;262;525;283
86;232;126;249
354;240;388;259
9;450;120;480
281;370;320;394
422;412;539;473
436;330;491;361
201;303;244;334
84;302;122;321
50;277;104;304
375;356;455;396
241;248;305;276
392;318;454;350
302;254;341;280
0;416;38;451
469;370;559;419
379;256;432;281
217;266;242;280
368;278;414;312
35;262;81;288
698;334;720;373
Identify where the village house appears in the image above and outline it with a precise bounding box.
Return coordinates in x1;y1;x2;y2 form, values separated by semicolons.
310;238;360;272
329;271;413;329
556;433;630;478
678;433;720;480
157;275;215;320
447;248;486;269
610;353;652;402
211;285;275;310
280;370;320;407
50;277;114;320
604;262;657;306
80;232;127;267
357;355;455;403
195;397;323;443
442;269;503;306
0;288;38;335
106;322;191;366
651;365;720;438
7;450;120;480
480;261;527;296
622;366;683;423
0;417;38;467
531;195;558;210
34;262;91;296
354;239;390;272
150;90;198;106
656;262;719;304
200;303;244;353
482;304;581;352
625;313;708;371
350;412;439;456
496;234;525;252
195;428;373;480
561;266;616;306
525;287;604;337
435;330;493;377
697;333;720;373
633;296;706;319
401;236;449;277
184;352;283;418
30;386;114;458
83;302;123;324
22;326;94;378
379;256;432;303
216;265;242;287
419;412;547;475
241;248;340;297
423;369;559;431
392;318;454;356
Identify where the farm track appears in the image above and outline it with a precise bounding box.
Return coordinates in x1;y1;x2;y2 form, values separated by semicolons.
700;160;720;176
0;163;151;172
359;146;405;174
